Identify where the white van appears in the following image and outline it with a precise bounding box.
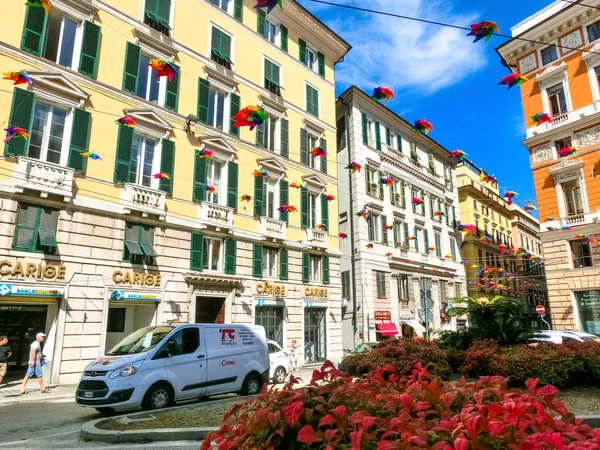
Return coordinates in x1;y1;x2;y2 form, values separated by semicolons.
75;323;269;412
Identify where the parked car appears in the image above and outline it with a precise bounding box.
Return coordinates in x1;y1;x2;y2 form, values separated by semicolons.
75;324;269;413
530;330;600;345
267;340;289;384
338;342;377;372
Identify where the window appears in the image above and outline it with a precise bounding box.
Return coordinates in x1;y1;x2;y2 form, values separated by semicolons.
563;180;584;216
306;47;317;71
450;238;457;261
337;117;347;150
308;191;320;229
13;203;59;253
206;159;225;204
376;271;387;299
588;20;600;43
541;45;558;65
366;167;379;197
207;88;227;130
44;11;80;68
423;229;429;254
367;214;381;242
265;178;280;219
255;306;284;347
144;0;171;35
341;271;351;299
212;0;230;12
306;133;319;169
160;328;200;356
107;308;126;333
434;232;442;257
398;275;409;302
211;27;233;70
547;83;567;116
136;54;161;103
571;240;593;268
265;20;278;44
202;237;222;271
555;137;572;156
130;134;158;188
264;59;281;96
29;102;69;165
403;223;409;245
393;221;403;248
410;143;419;163
259;116;280;153
306;84;319;117
414;226;421;252
473;199;478;211
123;223;157;263
263;247;278;278
595;66;600;92
310;255;321;282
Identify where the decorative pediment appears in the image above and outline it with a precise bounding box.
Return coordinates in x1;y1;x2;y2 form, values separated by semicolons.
536;62;567;88
365;202;384;214
259;94;286;118
582;41;600;66
125;108;173;139
392;210;405;220
203;66;237;93
134;28;177;61
198;136;237;161
303;117;325;136
257;158;287;177
51;0;97;21
365;157;381;169
26;71;90;108
549;158;584;183
302;174;327;191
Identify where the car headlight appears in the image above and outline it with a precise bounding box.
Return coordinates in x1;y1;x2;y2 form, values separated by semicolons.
109;360;144;379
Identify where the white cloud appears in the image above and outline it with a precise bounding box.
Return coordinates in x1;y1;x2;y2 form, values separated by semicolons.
298;0;488;95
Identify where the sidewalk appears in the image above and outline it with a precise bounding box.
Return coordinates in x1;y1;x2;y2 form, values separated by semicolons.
0;379;76;406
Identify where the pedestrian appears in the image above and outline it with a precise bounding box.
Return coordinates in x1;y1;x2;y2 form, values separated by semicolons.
289;339;299;371
0;335;11;387
20;333;49;395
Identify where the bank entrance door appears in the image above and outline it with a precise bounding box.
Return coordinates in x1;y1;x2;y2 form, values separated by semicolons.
0;305;48;372
195;297;225;324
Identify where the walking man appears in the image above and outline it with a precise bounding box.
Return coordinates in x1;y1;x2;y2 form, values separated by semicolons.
289;339;299;372
0;336;11;387
20;333;49;395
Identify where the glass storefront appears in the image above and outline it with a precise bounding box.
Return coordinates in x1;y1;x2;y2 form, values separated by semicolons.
575;290;600;335
254;305;284;347
304;307;327;363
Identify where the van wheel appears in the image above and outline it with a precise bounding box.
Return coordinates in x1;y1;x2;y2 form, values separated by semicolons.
142;383;173;410
241;373;262;396
273;367;287;384
95;407;115;414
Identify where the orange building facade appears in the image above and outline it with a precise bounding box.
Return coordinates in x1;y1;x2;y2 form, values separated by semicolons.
498;0;600;334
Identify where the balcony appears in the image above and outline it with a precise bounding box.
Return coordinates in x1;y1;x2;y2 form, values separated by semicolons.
199;202;234;228
305;228;327;247
260;216;287;240
13;157;75;200
121;183;166;217
551;111;569;126
542;210;600;232
264;78;282;97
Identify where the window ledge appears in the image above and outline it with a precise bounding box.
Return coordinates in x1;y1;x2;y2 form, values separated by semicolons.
258;158;287;177
535;61;567;89
26;71;90;108
133;28;177;62
124;109;173;139
259;94;286;118
197;136;237;161
185;272;243;285
302;174;327;191
204;65;238;93
303;117;325;136
51;0;97;21
549;157;584;182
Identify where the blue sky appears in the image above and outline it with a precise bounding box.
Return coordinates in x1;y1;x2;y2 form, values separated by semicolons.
298;0;551;208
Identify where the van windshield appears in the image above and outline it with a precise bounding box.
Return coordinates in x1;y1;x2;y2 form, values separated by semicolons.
106;326;174;356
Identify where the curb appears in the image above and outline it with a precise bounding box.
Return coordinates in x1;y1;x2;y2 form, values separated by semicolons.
80;396;248;443
580;415;600;428
0;385;76;406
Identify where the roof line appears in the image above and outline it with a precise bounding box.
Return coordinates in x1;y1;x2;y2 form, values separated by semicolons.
291;0;352;53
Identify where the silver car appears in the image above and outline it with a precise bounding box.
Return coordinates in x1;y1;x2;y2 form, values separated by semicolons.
530;330;600;344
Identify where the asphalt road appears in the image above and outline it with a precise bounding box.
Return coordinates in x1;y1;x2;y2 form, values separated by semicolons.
0;399;201;449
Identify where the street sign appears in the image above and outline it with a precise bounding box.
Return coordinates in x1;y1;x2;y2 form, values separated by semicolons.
420;298;433;309
536;305;546;314
419;311;433;323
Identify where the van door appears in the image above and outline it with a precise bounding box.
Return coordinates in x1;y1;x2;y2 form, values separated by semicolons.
204;326;243;395
158;327;207;399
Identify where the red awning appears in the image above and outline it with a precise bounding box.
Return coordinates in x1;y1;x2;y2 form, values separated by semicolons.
376;323;399;336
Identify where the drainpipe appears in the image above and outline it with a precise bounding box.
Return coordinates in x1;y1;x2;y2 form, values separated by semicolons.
339;95;358;347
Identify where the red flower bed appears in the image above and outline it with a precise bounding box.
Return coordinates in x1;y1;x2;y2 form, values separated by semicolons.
201;362;600;450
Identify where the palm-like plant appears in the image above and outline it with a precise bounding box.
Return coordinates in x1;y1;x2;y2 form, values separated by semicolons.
447;295;531;346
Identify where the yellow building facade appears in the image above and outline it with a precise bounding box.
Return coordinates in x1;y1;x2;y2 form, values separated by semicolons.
0;0;349;385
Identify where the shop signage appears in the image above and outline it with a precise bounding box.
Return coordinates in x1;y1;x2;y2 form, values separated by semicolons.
112;270;161;287
305;301;313;308
399;310;415;320
257;299;265;307
374;311;392;321
0;260;66;280
0;305;47;312
304;287;328;298
109;290;161;302
255;282;285;296
0;283;63;298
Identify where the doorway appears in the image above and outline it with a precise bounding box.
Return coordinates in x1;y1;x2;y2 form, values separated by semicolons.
195;297;225;324
0;305;48;373
105;303;157;352
304;307;327;363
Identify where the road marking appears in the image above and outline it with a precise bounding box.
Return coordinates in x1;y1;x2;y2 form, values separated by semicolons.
0;430;79;446
83;442;202;449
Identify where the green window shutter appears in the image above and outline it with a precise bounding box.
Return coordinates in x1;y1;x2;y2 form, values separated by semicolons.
386;127;391;146
280;25;288;52
222;32;232;60
306;84;312;115
322;256;330;285
68;108;91;173
317;52;325;77
122;42;140;94
280;118;289;157
229;93;240;136
279;248;288;280
252;243;263;277
157;0;172;29
38;207;58;249
114;124;133;183
321;194;329;230
190;232;204;271
21;5;47;55
299;39;307;65
224;239;237;275
234;0;243;21
159;139;175;195
361;113;368;145
197;78;210;124
378;171;384;200
401;181;406;208
227;161;238;210
279;180;289;222
311;87;319;117
256;122;265;147
374;121;381;151
192;152;207;202
165;64;180;112
302;252;309;283
145;0;158;21
4;88;34;157
254;176;265;217
424;229;429;251
301;187;309;228
382;214;388;245
257;9;266;36
79;21;101;78
320;138;327;173
300;128;308;165
397;135;403;153
13;204;39;252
